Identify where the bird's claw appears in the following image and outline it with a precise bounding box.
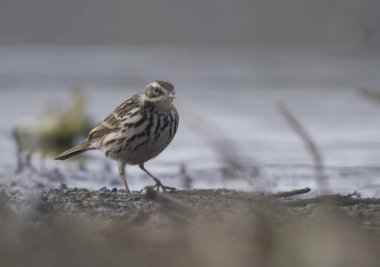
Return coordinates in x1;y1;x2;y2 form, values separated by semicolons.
143;180;176;193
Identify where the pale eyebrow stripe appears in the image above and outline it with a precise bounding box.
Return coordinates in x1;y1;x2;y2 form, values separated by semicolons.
151;82;162;89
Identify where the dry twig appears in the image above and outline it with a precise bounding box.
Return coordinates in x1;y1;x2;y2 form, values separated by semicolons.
180;163;193;190
144;188;194;218
284;191;380;207
277;101;330;194
178;98;260;183
269;187;311;198
12;129;24;173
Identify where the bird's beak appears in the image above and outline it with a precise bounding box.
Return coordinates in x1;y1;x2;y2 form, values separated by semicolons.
167;94;175;99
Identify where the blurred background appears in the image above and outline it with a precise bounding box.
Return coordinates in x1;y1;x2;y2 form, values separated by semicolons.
1;0;380;195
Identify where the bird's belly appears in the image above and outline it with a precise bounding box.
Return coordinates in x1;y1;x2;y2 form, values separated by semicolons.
101;118;176;165
128;132;173;164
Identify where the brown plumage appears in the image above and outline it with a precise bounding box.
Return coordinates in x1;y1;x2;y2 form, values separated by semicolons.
55;81;179;192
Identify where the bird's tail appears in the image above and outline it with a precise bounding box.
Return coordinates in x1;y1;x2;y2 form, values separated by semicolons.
55;142;94;160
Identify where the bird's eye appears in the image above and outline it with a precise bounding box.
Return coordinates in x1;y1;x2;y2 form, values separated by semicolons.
153;87;160;93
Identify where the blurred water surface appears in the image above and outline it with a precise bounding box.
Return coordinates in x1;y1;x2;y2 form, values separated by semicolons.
1;46;380;196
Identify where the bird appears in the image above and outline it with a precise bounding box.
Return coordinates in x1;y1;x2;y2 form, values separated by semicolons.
55;81;179;193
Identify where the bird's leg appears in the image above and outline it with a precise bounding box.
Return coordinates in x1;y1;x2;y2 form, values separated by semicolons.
119;163;130;193
139;163;176;192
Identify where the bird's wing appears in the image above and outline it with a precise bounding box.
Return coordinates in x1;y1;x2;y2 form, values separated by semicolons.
87;95;140;140
87;112;121;140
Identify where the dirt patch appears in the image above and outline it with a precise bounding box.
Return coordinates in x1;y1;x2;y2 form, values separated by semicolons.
37;187;380;229
1;187;380;267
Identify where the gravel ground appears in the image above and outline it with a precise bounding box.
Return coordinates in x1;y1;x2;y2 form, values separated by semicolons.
1;187;380;267
32;187;380;231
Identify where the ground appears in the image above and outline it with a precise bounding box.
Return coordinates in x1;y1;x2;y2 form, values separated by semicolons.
1;186;380;267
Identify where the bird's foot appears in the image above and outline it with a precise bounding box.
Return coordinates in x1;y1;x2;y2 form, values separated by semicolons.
144;179;176;193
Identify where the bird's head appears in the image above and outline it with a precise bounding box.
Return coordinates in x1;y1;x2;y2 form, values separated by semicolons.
141;81;175;106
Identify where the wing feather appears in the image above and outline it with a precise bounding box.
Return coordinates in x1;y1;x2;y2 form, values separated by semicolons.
88;112;120;139
87;95;141;140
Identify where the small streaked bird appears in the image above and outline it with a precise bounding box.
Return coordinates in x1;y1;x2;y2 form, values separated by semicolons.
55;81;179;193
